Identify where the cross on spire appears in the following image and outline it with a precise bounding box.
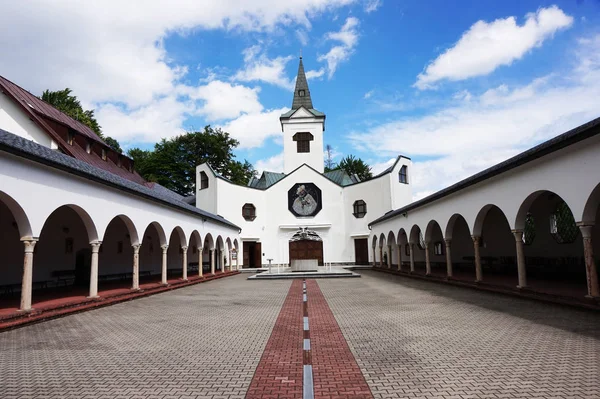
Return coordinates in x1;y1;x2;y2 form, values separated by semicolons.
291;56;313;110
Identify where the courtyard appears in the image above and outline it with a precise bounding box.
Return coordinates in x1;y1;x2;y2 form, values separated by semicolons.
0;271;598;399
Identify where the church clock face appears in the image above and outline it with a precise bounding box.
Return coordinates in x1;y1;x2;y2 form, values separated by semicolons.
288;183;322;217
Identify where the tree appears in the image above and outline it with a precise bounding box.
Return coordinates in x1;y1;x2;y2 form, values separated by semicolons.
324;144;335;172
128;126;257;196
41;88;122;153
338;155;373;181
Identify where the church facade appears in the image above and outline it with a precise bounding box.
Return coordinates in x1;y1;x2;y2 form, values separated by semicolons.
196;58;412;267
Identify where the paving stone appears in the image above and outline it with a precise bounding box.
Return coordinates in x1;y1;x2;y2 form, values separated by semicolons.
0;275;290;398
317;271;600;399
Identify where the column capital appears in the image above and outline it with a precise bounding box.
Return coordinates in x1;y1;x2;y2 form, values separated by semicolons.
22;239;37;253
90;241;102;251
444;238;451;246
132;244;141;252
197;246;203;252
161;244;169;251
471;235;480;243
578;224;593;239
181;246;189;251
511;229;524;241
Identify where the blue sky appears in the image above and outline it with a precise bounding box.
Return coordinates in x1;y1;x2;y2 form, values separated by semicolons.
1;1;599;198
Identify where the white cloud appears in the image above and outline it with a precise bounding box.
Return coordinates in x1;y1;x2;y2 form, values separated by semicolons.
318;17;360;78
0;0;357;145
306;68;326;79
180;80;264;121
370;157;396;174
255;153;285;173
350;35;600;200
296;29;309;46
364;0;382;13
363;90;374;99
415;6;573;89
234;46;295;90
220;107;288;149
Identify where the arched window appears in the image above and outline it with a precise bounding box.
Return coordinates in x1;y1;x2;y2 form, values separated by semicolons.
200;171;209;190
242;203;256;221
523;212;535;245
353;200;367;218
550;201;578;244
399;165;408;184
433;241;444;255
293;132;314;153
418;232;425;250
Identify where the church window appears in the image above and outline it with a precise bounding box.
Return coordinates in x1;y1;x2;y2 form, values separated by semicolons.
298;89;305;97
200;171;209;190
242;203;256;221
293;132;313;153
549;200;578;244
67;131;74;145
417;232;425;250
353;200;367;218
399;165;408;184
101;148;107;161
405;243;410;256
433;241;444;256
523;212;535;245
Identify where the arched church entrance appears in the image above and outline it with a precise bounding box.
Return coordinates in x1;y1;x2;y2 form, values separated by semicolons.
289;229;324;266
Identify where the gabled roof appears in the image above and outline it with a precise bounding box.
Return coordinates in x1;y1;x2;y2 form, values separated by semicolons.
292;57;313;110
323;169;360;186
280;107;325;119
0;129;240;231
248;171;286;189
0;75;146;184
369;116;600;227
0;76;104;145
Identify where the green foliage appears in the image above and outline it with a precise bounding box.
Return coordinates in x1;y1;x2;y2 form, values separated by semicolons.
41;88;122;153
337;155;373;181
128;126;257;196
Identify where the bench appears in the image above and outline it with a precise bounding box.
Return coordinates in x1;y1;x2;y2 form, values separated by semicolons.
52;270;76;286
0;283;21;297
98;272;128;282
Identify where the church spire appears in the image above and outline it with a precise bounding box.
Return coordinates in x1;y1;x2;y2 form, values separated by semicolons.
291;56;313;110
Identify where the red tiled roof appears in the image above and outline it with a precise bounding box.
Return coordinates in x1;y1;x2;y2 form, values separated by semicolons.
0;76;104;144
0;75;147;185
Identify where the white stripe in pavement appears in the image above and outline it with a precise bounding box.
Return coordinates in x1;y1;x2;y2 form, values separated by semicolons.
303;317;309;330
303;339;311;351
303;293;307;302
303;365;314;399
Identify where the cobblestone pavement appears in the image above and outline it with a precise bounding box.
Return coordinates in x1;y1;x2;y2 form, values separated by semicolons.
318;271;600;399
0;275;290;399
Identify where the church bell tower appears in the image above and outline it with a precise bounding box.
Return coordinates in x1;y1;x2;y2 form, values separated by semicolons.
280;57;326;174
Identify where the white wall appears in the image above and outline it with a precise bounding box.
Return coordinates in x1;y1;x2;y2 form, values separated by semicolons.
0;152;240;279
0;93;57;149
282;109;325;174
370;135;600;267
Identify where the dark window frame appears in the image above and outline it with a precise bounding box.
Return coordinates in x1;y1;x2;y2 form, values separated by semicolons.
242;203;256;221
405;243;410;257
293;132;314;153
200;171;209;190
433;241;444;256
399;165;408;184
353;200;367;218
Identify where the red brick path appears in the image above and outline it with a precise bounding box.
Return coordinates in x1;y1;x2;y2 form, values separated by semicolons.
306;280;373;399
246;280;304;399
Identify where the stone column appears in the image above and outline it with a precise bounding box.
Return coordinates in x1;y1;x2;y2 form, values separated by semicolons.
372;247;376;266
579;225;599;298
396;244;402;271
387;245;392;269
424;242;431;276
132;244;141;290
229;251;233;272
512;230;527;289
161;244;169;285
198;247;203;277
235;250;239;270
210;249;215;274
445;239;453;278
409;243;415;273
182;246;188;281
472;236;482;282
19;239;37;312
89;241;101;298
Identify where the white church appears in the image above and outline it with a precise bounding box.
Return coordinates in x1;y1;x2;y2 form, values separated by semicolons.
0;56;599;321
196;58;412;267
